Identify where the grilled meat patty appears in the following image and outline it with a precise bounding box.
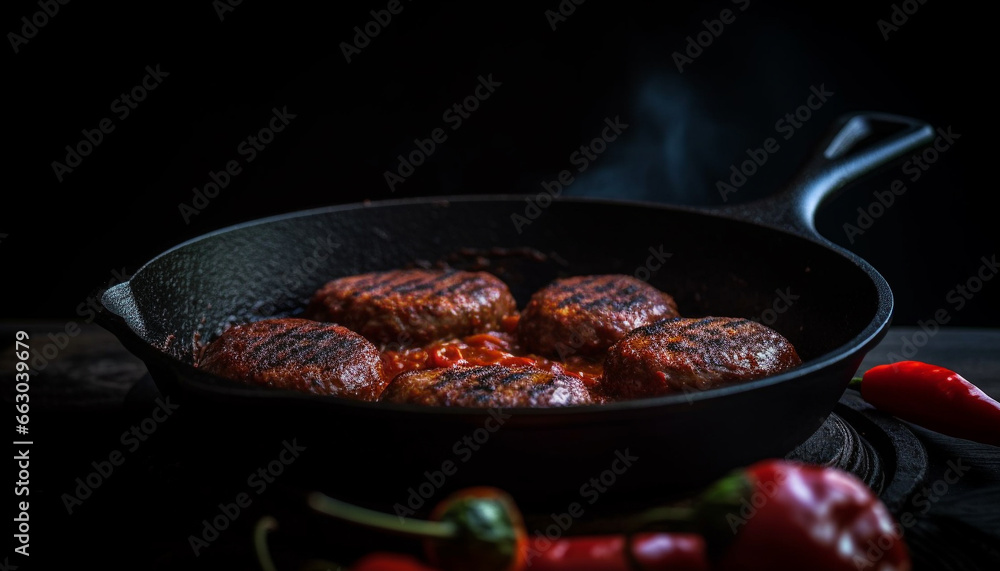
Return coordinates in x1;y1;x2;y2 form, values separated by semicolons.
381;364;593;407
305;269;517;346
198;318;387;400
602;316;802;399
517;274;680;359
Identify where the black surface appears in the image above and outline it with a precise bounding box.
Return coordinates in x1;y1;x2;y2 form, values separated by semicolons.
3;0;997;567
3;0;996;327
1;324;998;570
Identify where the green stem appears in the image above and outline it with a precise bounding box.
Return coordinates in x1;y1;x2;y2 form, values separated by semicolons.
254;516;280;571
849;376;864;390
307;492;458;540
628;505;699;531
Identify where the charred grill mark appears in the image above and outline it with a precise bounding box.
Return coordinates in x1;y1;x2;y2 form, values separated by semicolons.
660;341;686;352
431;367;478;390
349;271;487;297
307;269;517;345
519;274;680;358
591;281;619;294
219;321;362;368
344;273;400;296
384;271;457;295
199;318;386;401
497;369;535;386
472;387;497;404
603;316;802;399
618;283;640;296
552;276;601;292
382;275;431;294
639;317;743;353
555;292;586;308
438;275;490;296
384;365;591;407
388;281;438;294
579;293;652;312
526;378;558;397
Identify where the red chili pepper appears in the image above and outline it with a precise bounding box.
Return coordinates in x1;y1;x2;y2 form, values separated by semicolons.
689;460;911;571
526;533;709;570
851;360;1000;446
426;486;528;571
309;486;527;571
315;462;908;571
350;552;440;571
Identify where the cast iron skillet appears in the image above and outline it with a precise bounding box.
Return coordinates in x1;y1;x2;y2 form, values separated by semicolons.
97;112;933;509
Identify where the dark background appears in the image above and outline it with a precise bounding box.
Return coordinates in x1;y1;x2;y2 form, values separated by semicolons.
4;0;995;326
3;3;999;570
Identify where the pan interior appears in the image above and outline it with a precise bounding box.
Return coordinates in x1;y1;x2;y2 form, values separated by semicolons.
123;198;882;372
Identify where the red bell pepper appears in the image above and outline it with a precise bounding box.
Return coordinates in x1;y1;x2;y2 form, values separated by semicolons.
310;461;910;571
677;460;911;571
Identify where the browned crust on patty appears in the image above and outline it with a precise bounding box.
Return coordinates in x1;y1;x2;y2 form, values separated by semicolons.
305;269;517;345
381;365;593;407
517;274;680;359
198;317;387;400
602;316;802;399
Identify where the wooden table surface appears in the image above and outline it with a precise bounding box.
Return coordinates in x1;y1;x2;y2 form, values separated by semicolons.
2;323;998;570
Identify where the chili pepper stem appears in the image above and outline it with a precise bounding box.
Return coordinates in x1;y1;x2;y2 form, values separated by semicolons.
630;505;699;530
254;516;280;571
849;377;864;389
308;491;458;540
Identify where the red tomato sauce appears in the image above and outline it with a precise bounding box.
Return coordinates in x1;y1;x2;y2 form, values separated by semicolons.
379;315;604;389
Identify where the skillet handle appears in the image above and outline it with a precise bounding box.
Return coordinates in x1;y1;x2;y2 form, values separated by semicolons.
725;112;936;241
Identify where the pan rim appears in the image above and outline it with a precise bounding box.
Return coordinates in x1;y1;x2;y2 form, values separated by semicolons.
103;194;893;416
